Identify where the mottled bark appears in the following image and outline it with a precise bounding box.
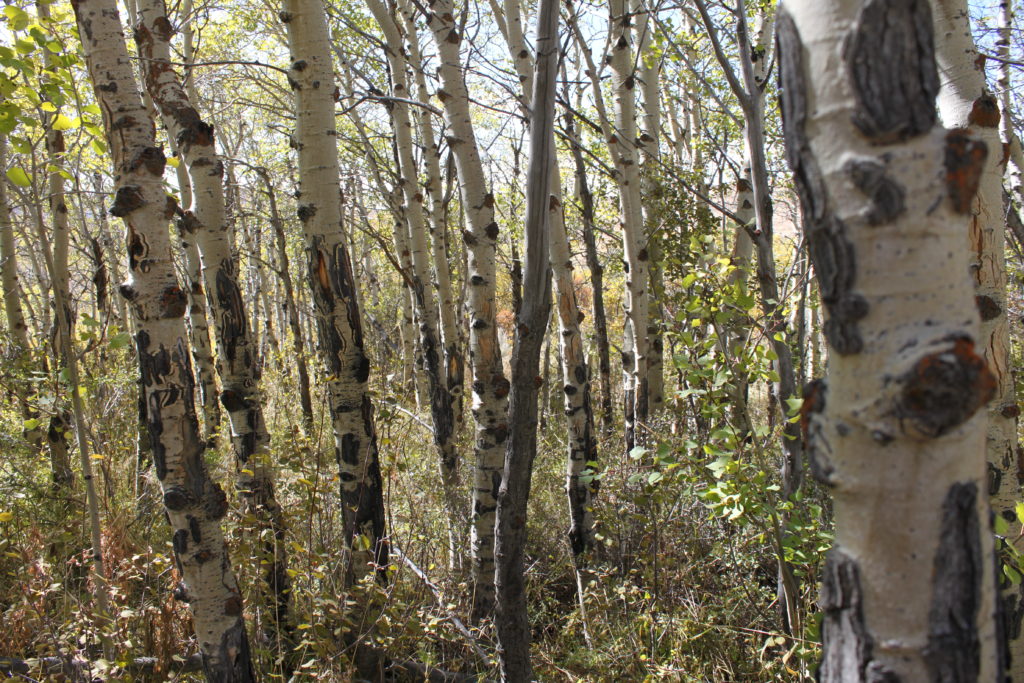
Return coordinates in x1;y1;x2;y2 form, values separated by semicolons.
367;0;463;562
282;0;388;579
422;0;511;620
134;0;292;649
932;0;1023;672
72;0;254;676
399;0;465;432
608;0;650;453
779;1;1003;678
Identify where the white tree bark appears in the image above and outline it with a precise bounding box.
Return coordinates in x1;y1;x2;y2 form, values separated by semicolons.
779;0;1003;677
72;0;254;675
422;0;512;619
495;0;598;557
608;0;650;451
367;0;463;563
134;0;292;646
932;0;1023;670
281;0;388;579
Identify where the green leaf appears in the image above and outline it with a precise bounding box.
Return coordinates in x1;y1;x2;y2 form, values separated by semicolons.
108;332;131;350
1015;501;1024;525
647;471;664;485
15;38;35;55
5;167;31;187
23;418;40;431
996;514;1010;536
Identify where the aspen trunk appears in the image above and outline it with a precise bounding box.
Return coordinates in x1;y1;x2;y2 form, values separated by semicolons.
563;97;614;437
423;0;512;620
778;0;1003;677
493;0;557;676
281;0;388;578
0;136;48;460
367;0;463;562
263;171;315;434
135;0;292;646
399;0;465;431
496;0;599;558
632;0;665;415
72;0;254;676
608;0;650;453
931;0;1023;671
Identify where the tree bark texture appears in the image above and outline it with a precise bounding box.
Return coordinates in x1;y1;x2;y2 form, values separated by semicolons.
608;0;650;453
134;0;292;644
931;0;1023;670
778;0;1004;678
493;0;557;677
72;0;254;677
282;0;388;578
423;0;512;620
367;0;463;562
495;0;599;559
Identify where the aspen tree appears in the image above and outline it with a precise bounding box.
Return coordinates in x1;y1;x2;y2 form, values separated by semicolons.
608;0;650;452
366;0;463;560
134;0;292;645
281;0;388;576
422;0;512;619
931;0;1023;671
632;0;665;415
398;0;465;429
494;0;557;676
492;0;598;557
71;0;254;675
778;0;1003;677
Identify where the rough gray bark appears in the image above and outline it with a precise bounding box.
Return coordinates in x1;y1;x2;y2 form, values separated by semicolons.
493;0;557;678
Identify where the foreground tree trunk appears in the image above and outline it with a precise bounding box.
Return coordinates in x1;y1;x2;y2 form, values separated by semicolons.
493;0;598;559
282;0;388;578
931;0;1024;671
72;0;254;677
778;0;1003;678
493;0;556;677
134;0;292;649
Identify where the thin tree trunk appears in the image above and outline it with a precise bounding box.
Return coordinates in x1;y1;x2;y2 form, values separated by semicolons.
281;0;388;579
135;1;292;651
563;95;614;438
493;0;557;676
779;1;1003;677
72;0;254;676
263;171;315;435
423;0;512;620
368;0;463;563
608;0;650;453
932;0;1023;672
633;0;665;416
495;0;599;559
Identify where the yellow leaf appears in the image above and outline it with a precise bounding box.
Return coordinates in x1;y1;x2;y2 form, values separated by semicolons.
52;113;79;131
167;156;180;168
0;511;13;523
